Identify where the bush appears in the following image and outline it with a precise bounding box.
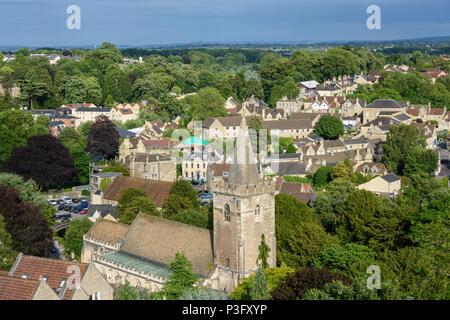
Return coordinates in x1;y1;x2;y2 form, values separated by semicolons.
271;266;351;300
81;190;91;196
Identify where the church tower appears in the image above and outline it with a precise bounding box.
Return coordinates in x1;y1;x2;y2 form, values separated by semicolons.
211;117;276;291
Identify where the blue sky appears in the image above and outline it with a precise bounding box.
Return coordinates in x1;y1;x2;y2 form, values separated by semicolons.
0;0;449;47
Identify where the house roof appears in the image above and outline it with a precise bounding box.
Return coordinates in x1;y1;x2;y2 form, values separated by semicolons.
207;163;231;177
119;214;214;277
8;254;88;300
0;274;42;300
381;173;400;183
127;153;173;163
85;218;128;244
103;176;173;207
270;162;306;175
116;127;136;139
365;99;404;109
76;107;111;112
343;138;367;145
262;119;313;130
290;113;321;121
143;139;177;149
428;108;445;116
323;140;345;149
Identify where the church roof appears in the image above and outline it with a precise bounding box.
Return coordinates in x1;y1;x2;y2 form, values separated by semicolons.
227;117;261;186
119;214;214;277
85;219;128;244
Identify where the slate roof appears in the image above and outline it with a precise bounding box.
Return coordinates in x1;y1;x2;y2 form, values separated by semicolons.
8;254;88;300
323;140;345;149
381;173;400;183
262;119;313;130
103;176;173;207
271;162;306;175
365;99;404;109
76;107;111;112
119;214;214;277
116;127;136;139
85;218;128;244
343;139;367;145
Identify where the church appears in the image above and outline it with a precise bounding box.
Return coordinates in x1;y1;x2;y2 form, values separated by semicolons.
81;117;277;292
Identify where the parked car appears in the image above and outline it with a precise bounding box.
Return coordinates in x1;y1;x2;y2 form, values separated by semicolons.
48;200;57;206
72;198;80;203
200;201;210;207
80;209;88;215
200;192;213;199
79;197;87;202
54;214;71;222
51;247;60;254
56;199;64;205
58;204;66;211
61;196;72;204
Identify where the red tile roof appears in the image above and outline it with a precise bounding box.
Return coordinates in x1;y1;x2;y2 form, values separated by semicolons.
9;254;88;300
103;176;173;207
405;109;419;117
428;108;445;116
0;274;40;300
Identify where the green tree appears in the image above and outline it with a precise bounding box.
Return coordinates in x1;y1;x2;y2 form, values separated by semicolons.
337;189;410;252
315;115;344;140
99;177;112;191
314;166;333;187
156;252;199;300
35;115;50;127
314;243;376;278
275;194;334;267
162;194;193;219
64;218;93;260
0;110;48;165
119;196;158;224
250;268;271;300
382;124;427;175
169;179;200;208
190;87;227;121
403;147;439;176
231;266;295;300
0;215;18;271
77;121;93;137
257;234;270;269
172;209;209;229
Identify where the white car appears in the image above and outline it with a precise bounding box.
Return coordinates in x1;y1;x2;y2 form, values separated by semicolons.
48;199;57;205
61;196;72;204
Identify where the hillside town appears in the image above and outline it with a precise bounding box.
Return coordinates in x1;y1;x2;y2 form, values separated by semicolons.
0;41;449;301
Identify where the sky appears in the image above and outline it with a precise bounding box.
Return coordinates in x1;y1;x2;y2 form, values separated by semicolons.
0;0;449;47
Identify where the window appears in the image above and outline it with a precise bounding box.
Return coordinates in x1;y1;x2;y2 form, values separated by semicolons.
226;258;230;268
224;204;231;222
21;273;29;279
255;205;261;216
223;171;229;177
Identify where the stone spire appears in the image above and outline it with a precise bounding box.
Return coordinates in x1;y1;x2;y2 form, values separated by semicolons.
227;117;261;186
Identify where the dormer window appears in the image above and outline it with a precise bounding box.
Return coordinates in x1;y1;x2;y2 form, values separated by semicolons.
21;273;29;279
56;279;66;293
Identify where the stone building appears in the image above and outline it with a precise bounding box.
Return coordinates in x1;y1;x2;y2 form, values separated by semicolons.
82;117;277;293
4;254;113;300
210;117;277;290
124;153;176;182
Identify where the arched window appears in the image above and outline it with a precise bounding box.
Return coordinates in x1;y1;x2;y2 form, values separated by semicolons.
224;204;231;222
255;205;261;216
